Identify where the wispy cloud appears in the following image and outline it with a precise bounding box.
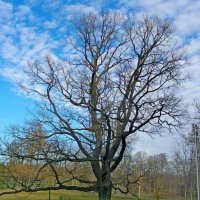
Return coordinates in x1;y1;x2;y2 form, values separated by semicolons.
1;67;25;83
0;1;60;83
43;20;57;29
0;0;13;20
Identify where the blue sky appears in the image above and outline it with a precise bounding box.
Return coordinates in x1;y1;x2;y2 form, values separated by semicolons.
1;0;200;155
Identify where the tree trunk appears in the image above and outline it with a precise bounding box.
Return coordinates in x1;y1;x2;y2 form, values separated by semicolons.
98;180;112;200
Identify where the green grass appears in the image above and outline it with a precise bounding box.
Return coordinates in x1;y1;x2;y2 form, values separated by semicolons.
0;190;135;200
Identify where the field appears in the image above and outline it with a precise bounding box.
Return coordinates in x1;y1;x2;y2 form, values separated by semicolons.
0;190;187;200
0;190;186;200
0;191;135;200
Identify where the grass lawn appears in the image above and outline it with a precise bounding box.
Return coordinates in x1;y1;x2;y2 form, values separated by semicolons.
0;190;135;200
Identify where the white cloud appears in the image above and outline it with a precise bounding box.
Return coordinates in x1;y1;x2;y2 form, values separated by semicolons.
64;4;97;16
0;0;13;20
1;37;18;60
0;24;16;36
0;24;58;70
119;0;185;17
1;67;26;83
175;3;200;36
0;1;59;84
16;5;31;16
119;0;200;37
186;35;200;55
43;20;57;29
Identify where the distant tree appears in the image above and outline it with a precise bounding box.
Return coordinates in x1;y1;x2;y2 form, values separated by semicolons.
172;138;195;199
131;152;149;198
0;11;186;200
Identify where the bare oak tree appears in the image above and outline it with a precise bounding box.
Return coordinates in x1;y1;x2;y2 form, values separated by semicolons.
0;12;186;200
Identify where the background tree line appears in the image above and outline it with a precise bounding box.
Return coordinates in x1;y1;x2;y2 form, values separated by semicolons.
0;135;197;200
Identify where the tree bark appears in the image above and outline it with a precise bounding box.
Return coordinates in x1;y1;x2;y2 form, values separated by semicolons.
98;180;112;200
97;161;112;200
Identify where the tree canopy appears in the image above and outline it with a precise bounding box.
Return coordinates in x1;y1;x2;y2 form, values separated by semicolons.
0;11;186;200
